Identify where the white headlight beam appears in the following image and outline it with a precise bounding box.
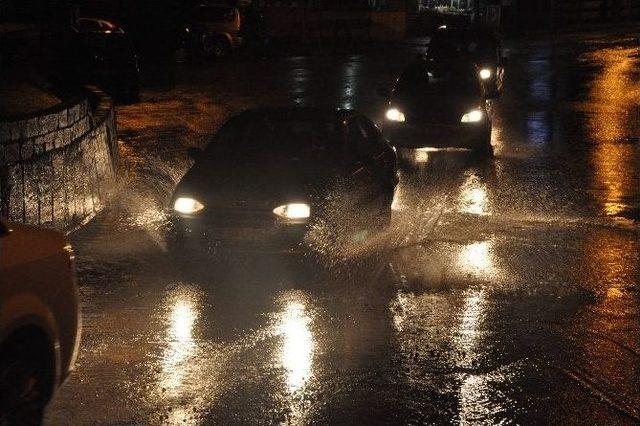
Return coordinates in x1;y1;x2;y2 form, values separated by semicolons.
174;197;205;215
479;68;492;80
461;110;484;123
273;203;311;220
385;108;405;122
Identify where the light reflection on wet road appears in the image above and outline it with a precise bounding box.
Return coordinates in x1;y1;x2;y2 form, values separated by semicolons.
46;34;640;424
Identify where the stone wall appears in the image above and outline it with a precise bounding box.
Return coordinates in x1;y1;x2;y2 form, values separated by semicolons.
0;87;119;230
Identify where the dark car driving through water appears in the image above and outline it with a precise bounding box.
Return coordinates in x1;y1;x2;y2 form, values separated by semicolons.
169;108;398;259
427;25;506;97
380;58;493;164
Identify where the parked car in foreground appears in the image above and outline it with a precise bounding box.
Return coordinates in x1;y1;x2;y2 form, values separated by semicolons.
380;58;493;162
0;220;80;425
427;25;506;97
169;107;398;256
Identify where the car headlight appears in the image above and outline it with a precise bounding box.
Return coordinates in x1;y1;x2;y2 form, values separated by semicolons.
479;68;492;80
385;108;405;122
461;109;484;123
273;203;310;220
174;197;204;215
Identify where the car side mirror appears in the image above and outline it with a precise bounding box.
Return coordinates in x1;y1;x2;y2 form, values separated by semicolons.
187;147;203;161
376;86;391;99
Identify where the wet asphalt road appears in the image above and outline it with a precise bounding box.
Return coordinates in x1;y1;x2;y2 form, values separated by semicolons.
46;32;640;425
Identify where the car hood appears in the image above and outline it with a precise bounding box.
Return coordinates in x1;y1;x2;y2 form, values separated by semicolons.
173;159;331;210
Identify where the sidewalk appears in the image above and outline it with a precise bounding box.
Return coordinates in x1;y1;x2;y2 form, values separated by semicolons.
0;80;61;119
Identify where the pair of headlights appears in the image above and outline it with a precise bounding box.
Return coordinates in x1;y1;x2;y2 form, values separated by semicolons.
385;108;484;123
173;197;311;220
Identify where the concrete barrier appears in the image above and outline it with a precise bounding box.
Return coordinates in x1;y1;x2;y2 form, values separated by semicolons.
0;87;119;230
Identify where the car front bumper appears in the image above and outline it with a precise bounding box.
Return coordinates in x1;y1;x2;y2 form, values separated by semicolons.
383;121;488;151
169;215;308;255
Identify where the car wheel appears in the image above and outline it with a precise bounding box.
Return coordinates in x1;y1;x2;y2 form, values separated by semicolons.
212;39;230;58
203;36;230;59
0;338;52;426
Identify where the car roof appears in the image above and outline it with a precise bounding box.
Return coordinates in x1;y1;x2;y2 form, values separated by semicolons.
233;107;355;122
433;27;497;42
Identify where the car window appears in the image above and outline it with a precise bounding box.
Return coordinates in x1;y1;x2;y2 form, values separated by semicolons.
395;63;481;98
76;19;101;32
207;115;340;163
429;33;497;64
99;20;119;32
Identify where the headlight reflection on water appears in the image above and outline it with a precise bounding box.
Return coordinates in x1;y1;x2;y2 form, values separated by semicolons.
458;240;499;280
160;287;202;393
459;174;491;216
277;298;315;393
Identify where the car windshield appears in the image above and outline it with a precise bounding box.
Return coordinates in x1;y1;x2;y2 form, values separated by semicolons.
207;115;340;163
395;65;481;99
429;33;497;64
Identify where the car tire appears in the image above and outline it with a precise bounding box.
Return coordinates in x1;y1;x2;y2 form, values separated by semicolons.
203;35;230;59
0;336;53;426
212;39;230;59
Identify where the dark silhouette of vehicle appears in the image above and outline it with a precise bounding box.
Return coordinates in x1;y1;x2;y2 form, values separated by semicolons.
427;26;506;97
48;17;141;102
169;107;398;256
182;4;244;58
0;220;80;425
72;29;141;102
379;58;492;162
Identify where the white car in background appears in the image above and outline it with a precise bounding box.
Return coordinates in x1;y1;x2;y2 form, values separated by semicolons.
0;220;81;425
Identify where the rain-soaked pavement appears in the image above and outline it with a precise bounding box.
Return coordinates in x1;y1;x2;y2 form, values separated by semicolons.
46;32;640;425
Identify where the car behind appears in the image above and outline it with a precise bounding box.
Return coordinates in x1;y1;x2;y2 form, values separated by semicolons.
427;25;506;97
381;58;493;163
182;4;244;58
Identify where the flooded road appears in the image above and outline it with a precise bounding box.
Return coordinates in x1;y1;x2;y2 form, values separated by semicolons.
46;33;640;424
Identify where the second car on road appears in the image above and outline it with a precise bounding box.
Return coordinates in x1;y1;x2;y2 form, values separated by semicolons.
381;57;493;163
